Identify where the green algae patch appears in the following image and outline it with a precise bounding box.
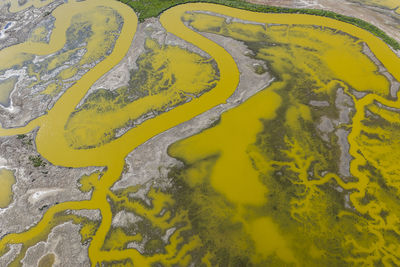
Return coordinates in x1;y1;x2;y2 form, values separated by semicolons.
0;168;16;208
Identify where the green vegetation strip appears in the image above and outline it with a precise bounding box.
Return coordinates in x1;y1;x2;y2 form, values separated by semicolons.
117;0;400;50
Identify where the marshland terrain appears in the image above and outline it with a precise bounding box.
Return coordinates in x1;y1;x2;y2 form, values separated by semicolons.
0;0;399;266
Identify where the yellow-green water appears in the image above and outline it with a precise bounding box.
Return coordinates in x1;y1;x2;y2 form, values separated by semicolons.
37;253;55;267
0;77;17;106
169;7;400;265
351;0;400;14
64;38;219;149
0;1;400;266
28;25;48;43
5;0;55;13
0;168;15;208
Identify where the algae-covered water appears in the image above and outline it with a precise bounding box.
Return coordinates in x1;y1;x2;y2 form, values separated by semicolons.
0;77;17;107
0;168;15;208
351;0;400;14
1;0;400;266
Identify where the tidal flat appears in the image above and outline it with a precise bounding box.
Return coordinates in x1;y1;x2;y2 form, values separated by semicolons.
0;0;399;266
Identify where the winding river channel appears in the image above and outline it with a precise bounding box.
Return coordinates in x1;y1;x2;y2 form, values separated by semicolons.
1;0;400;265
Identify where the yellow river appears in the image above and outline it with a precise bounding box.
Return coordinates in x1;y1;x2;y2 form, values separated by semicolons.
0;0;400;265
0;168;15;208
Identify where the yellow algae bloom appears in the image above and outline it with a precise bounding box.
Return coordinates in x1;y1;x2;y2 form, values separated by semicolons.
163;7;400;266
28;26;48;43
0;5;123;101
78;172;102;193
185;12;389;96
6;0;55;12
170;88;282;205
64;38;219;149
40;82;61;96
248;217;296;263
1;1;400;266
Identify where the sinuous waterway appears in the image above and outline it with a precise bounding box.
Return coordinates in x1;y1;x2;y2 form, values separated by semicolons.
1;0;400;265
5;0;55;13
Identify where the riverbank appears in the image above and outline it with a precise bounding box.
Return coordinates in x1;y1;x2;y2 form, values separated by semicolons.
118;0;400;50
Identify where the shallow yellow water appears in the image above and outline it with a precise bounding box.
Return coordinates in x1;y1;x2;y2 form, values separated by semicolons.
28;26;48;43
351;0;400;14
37;253;55;267
0;168;15;208
169;87;282;206
65;39;218;149
0;1;400;266
0;77;17;106
169;6;400;265
5;0;55;13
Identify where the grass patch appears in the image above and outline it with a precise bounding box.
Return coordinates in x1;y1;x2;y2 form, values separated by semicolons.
29;155;46;167
117;0;400;50
17;134;33;145
16;134;26;139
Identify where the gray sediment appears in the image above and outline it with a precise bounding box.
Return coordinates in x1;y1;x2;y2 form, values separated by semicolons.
112;24;273;191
